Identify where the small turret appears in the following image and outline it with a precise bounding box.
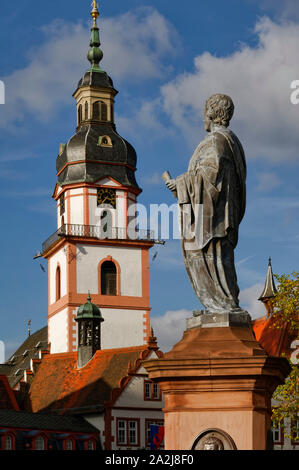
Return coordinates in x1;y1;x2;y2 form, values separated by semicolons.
258;257;277;317
75;293;104;368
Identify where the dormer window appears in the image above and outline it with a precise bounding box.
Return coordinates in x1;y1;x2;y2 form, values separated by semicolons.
98;135;113;148
93;100;108;121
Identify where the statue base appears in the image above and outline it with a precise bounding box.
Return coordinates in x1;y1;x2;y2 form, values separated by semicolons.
189;308;251;329
143;319;290;450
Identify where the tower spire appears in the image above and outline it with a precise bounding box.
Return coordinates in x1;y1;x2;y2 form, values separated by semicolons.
258;257;277;316
87;1;104;71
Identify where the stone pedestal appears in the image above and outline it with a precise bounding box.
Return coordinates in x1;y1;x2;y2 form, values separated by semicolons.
144;317;290;450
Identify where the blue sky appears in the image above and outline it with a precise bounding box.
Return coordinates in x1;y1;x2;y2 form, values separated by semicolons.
1;0;299;356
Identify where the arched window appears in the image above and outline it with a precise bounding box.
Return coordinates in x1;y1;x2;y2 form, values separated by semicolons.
66;439;73;450
87;440;95;450
35;435;45;450
78;104;82;125
56;266;61;301
5;435;13;450
101;261;117;295
93;100;108;121
84;101;89;121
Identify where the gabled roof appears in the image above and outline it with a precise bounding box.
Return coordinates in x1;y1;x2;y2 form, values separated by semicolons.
0;409;98;433
0;375;19;411
27;345;159;415
0;327;48;389
252;316;294;357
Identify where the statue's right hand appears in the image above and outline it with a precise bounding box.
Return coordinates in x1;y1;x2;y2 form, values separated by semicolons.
165;179;177;192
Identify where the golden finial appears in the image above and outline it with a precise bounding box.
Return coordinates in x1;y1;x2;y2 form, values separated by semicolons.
91;0;99;26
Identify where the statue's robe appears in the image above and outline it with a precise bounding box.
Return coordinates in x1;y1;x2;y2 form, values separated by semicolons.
176;126;246;313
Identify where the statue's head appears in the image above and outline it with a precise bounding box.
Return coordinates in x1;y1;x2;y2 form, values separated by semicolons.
202;436;224;450
204;94;234;131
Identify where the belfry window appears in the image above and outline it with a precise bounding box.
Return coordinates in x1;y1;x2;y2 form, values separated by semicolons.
101;261;117;295
84;101;89;120
59;193;65;216
56;266;61;301
78;104;82;125
93;100;108;121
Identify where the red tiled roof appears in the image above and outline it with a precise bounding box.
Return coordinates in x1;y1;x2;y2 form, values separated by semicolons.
0;375;19;411
252;316;294;357
27;346;153;414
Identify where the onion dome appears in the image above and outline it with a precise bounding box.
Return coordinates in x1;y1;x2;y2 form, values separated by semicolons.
75;293;104;322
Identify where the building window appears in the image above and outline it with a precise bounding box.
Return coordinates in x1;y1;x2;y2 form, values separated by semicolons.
4;435;13;450
101;261;117;296
84;101;89;121
144;381;161;401
78;104;82;125
56;266;61;301
34;435;45;450
59;193;65;216
65;439;73;450
87;440;94;450
93;100;108;121
145;420;164;448
116;419;140;447
272;426;284;445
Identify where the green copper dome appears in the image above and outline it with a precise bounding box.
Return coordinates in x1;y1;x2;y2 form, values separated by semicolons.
75;293;104;322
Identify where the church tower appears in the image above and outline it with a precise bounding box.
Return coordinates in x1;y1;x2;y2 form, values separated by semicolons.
41;2;154;354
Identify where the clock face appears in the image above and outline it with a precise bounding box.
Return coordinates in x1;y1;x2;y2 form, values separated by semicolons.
97;188;116;208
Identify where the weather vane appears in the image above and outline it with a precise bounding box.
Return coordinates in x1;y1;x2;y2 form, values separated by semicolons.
91;0;99;26
27;320;31;337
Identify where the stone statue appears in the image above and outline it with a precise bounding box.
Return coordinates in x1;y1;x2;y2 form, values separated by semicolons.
165;94;246;314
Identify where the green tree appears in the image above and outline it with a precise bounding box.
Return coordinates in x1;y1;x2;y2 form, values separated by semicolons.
270;272;299;442
270;272;299;332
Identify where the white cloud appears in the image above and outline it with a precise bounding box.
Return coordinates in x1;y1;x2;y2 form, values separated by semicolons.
141;172;163;186
160;17;299;162
151;309;192;352
239;282;266;319
0;8;179;129
256;172;281;191
117;98;174;140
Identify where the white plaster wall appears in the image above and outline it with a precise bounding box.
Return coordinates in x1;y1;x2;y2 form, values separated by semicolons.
71;308;78;351
84;414;105;435
76;244;142;296
101;309;145;349
49;247;67;305
69;192;84;225
115;376;163;409
48;308;68;353
116;191;126;229
88;190;97;227
96;178;120;187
